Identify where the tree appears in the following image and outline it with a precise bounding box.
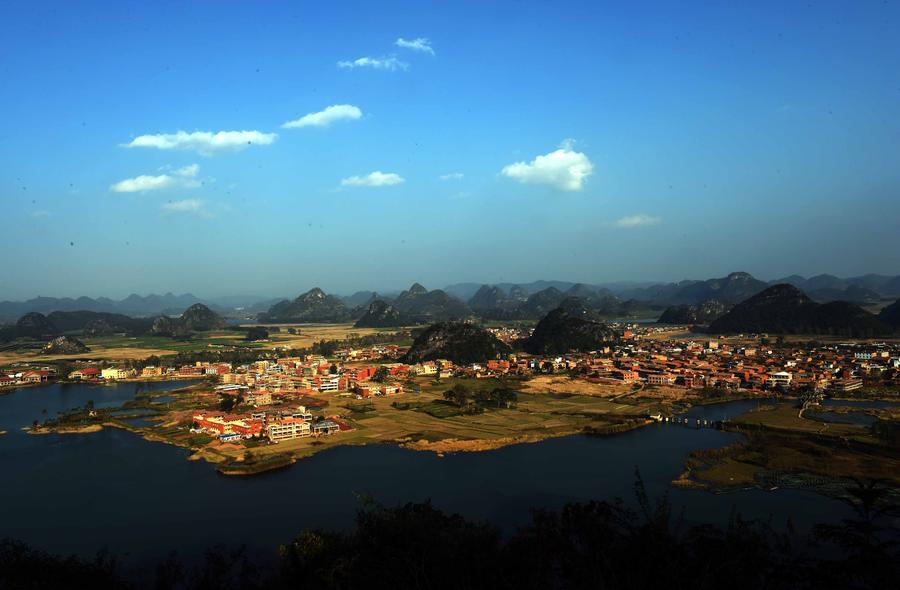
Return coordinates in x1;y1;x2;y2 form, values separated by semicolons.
443;383;470;407
473;388;491;405
373;366;389;383
219;394;237;412
434;360;443;383
490;388;517;408
246;327;269;341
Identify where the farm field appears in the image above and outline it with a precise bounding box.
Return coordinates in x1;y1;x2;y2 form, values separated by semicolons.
0;323;409;365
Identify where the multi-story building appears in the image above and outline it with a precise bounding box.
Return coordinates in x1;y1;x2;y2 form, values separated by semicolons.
266;417;311;441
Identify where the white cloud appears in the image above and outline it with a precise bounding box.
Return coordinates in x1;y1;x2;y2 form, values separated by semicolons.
501;146;594;191
395;37;435;55
615;214;662;228
31;210;51;218
162;199;210;217
110;174;176;193
123;130;277;155
174;163;199;177
340;171;405;187
110;164;202;193
439;172;464;181
337;56;408;71
282;104;363;129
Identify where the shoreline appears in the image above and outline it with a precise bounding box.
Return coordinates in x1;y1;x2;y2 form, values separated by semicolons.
0;375;206;396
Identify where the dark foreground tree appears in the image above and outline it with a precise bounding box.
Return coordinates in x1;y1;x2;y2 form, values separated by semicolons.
2;476;898;590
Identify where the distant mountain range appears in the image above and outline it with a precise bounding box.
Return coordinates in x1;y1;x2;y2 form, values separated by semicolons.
3;272;899;324
450;272;900;307
0;293;284;322
0;304;226;343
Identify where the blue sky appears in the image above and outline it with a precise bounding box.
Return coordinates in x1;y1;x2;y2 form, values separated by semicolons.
1;0;899;299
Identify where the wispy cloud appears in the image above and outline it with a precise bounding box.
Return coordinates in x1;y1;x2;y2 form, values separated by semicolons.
615;214;662;228
31;210;51;218
162;198;211;217
123;130;277;155
439;172;464;181
501;143;593;191
395;37;435;55
282;104;363;129
110;164;201;193
337;56;408;71
340;171;405;187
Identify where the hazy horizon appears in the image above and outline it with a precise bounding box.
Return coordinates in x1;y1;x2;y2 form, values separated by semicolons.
2;1;899;300
4;269;900;303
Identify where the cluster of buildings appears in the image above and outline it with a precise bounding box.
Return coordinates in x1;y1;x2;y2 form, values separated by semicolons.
68;364;231;381
560;337;900;393
0;368;51;387
191;406;345;443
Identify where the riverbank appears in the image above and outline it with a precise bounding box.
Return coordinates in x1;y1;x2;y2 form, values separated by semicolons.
676;401;900;497
0;375;205;397
64;380;664;475
27;424;104;435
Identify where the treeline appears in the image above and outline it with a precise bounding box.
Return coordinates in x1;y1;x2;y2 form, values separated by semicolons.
2;477;898;589
442;383;518;413
306;330;414;357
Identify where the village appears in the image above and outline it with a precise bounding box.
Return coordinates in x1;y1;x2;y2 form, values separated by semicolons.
6;324;894;449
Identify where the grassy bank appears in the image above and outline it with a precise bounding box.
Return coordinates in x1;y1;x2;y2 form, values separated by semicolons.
679;401;900;495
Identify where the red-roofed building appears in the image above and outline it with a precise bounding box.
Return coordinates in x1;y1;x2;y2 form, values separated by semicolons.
69;367;101;380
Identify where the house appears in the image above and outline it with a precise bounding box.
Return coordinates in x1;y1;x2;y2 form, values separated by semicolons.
267;417;311;441
101;367;133;380
647;373;674;386
246;390;273;406
192;413;263;438
141;366;163;377
69;367;101;380
21;370;49;383
767;371;793;388
313;420;340;436
830;378;863;393
0;374;16;387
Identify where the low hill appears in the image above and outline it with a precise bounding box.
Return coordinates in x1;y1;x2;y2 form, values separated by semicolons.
879;298;900;328
342;291;380;307
520;287;567;318
523;307;617;355
46;310;153;336
468;285;511;311
41;336;90;355
354;300;410;328
14;312;58;339
151;304;226;337
391;283;471;322
708;284;893;337
179;303;226;331
667;272;769;305
657;300;730;325
402;322;510;365
260;288;352;323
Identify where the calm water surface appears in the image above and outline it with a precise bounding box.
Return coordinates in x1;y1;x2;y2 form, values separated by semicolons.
0;382;855;563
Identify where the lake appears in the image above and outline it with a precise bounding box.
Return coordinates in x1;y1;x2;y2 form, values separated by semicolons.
0;381;855;564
